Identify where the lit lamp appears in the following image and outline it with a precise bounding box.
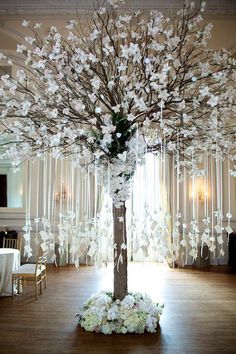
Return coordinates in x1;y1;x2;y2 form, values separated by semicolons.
189;176;209;202
55;184;68;202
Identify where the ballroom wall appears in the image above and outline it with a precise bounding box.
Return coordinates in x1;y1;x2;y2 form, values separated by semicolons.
0;1;236;264
0;157;236;265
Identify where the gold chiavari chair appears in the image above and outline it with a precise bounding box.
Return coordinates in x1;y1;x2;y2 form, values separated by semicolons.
3;237;21;251
12;246;47;300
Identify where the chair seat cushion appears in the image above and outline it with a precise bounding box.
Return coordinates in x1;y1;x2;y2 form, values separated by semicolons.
13;263;46;276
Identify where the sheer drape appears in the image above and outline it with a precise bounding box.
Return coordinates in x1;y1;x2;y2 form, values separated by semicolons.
99;153;171;262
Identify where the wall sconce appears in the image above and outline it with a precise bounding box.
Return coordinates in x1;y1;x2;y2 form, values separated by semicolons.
189;176;210;202
55;183;68;202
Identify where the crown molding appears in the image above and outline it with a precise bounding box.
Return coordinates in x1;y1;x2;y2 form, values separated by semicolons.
0;0;236;20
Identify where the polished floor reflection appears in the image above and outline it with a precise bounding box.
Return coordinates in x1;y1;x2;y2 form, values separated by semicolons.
0;263;236;354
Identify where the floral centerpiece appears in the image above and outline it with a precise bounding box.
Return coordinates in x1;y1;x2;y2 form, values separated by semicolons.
77;291;164;334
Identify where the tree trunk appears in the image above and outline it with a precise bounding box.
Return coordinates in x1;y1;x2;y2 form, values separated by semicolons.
113;202;128;300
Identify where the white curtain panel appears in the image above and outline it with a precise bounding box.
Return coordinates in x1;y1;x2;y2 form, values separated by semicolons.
99;153;170;262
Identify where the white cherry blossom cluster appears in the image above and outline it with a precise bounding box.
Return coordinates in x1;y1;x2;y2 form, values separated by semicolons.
0;0;235;187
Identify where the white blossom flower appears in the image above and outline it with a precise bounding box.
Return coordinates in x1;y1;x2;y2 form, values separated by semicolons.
207;95;219;107
158;89;169;101
16;44;27;53
199;86;209;96
107;0;125;8
22;20;30;27
21;101;31;116
127;113;135;121
74;100;85;112
90;77;101;91
112;104;121;113
47;80;59;94
34;23;42;29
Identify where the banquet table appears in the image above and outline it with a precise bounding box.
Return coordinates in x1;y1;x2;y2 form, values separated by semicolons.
0;248;21;296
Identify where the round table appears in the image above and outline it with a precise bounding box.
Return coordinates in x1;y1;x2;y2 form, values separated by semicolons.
0;248;20;296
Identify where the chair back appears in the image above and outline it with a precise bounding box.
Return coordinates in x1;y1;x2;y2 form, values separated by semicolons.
3;237;21;250
36;246;48;274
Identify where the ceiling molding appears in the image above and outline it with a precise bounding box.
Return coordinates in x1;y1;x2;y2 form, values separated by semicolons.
0;0;236;19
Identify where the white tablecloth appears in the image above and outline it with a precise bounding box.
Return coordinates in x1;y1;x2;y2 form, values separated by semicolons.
0;248;20;296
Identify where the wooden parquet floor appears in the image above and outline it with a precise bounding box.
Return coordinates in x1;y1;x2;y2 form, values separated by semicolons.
0;263;236;354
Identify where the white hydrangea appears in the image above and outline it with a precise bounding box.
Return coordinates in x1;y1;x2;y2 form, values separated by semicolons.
77;291;164;334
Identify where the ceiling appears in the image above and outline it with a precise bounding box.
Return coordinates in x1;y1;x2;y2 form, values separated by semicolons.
0;0;235;55
0;0;236;19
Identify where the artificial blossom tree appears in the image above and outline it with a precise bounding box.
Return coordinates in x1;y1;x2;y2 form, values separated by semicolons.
0;0;235;302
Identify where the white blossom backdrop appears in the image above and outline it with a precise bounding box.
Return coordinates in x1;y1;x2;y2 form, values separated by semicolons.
8;150;234;266
0;0;235;270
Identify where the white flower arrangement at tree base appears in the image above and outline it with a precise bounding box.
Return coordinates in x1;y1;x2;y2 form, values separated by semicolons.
77;291;164;334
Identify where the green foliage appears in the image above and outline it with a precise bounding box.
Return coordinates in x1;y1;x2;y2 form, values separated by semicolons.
108;112;136;158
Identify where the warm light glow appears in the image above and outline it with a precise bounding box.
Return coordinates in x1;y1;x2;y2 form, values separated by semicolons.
55;184;68;201
189;176;210;202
